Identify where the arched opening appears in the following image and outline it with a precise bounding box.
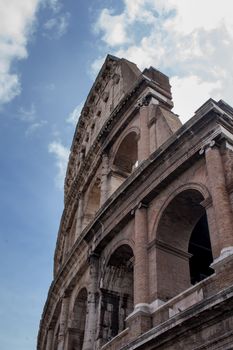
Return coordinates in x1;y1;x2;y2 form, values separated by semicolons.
110;132;138;193
189;213;214;285
113;132;138;174
99;245;134;345
83;179;101;228
69;288;88;350
155;189;214;301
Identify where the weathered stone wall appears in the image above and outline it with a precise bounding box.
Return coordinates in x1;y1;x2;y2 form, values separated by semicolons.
38;56;233;350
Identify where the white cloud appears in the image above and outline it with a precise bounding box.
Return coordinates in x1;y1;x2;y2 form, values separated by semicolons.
66;102;84;126
48;141;70;190
43;12;70;39
0;0;40;105
18;103;36;122
44;0;61;13
94;0;233;121
18;103;47;135
163;0;233;34
171;75;221;122
95;9;129;46
0;0;69;105
25;120;47;136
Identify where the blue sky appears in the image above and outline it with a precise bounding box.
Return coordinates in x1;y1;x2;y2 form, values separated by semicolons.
1;1;233;349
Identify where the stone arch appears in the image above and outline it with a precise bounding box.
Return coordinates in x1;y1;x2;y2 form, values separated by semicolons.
154;186;214;302
99;244;134;345
103;238;135;269
68;288;88;350
112;130;139;174
69;284;88;314
152;182;211;236
83;177;101;228
107;128;139;196
111;126;140;165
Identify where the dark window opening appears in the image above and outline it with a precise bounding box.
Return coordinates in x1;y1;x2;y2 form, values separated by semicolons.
189;213;214;285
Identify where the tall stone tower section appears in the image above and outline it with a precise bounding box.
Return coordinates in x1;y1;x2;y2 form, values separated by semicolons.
38;55;233;350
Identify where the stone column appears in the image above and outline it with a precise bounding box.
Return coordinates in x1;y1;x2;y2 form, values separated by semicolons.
125;203;151;337
75;195;83;240
134;203;149;308
138;103;150;162
100;153;109;206
45;328;54;350
202;141;233;265
57;295;70;350
82;253;99;350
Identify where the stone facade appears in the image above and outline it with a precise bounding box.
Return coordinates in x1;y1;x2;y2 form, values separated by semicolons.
38;55;233;350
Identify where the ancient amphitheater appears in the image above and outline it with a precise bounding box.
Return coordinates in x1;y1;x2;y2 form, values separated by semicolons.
38;55;233;350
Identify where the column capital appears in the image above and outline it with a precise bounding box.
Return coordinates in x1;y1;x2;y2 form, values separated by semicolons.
137;201;148;210
88;252;100;264
199;139;216;155
130;202;148;215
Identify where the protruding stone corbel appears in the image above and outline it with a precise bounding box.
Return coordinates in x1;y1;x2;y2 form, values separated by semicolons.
136;95;151;109
136;94;159;109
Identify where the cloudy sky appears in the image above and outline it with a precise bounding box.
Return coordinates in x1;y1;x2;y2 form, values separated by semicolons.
1;0;233;349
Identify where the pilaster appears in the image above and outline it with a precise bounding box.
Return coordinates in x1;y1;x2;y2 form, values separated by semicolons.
57;294;70;350
82;253;99;350
134;203;149;306
75;195;83;240
200;140;233;270
138;100;150;162
45;328;54;350
100;153;109;206
126;203;151;337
